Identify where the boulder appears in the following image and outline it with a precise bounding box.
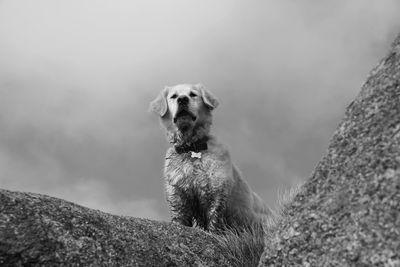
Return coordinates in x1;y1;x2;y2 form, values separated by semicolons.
260;34;400;266
0;189;231;266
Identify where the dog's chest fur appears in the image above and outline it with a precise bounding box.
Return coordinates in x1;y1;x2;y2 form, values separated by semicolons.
164;147;227;199
166;149;212;186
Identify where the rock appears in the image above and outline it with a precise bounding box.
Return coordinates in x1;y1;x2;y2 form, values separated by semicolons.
259;34;400;266
0;189;231;266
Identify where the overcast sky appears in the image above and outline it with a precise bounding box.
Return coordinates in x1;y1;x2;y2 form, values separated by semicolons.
0;1;399;220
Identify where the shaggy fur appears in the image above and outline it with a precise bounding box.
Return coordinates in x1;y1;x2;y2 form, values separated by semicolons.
150;84;271;232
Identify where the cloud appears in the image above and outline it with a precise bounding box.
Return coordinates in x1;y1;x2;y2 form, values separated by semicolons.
0;0;399;216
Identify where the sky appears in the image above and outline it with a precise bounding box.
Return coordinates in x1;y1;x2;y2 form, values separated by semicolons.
0;1;399;220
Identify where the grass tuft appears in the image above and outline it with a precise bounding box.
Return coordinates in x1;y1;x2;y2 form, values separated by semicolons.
213;224;265;267
213;182;304;266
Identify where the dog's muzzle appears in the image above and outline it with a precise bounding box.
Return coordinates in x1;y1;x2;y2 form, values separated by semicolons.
173;108;197;123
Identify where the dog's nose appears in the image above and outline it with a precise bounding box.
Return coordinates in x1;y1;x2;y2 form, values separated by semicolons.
177;95;189;105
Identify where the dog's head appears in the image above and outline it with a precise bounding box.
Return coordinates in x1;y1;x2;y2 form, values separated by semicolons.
149;84;219;141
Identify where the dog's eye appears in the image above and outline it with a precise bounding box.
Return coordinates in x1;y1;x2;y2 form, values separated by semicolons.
170;94;178;99
189;92;197;98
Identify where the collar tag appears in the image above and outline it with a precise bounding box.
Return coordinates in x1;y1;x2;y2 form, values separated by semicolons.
191;151;202;159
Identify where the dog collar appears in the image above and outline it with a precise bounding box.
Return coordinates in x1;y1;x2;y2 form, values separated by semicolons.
174;138;208;155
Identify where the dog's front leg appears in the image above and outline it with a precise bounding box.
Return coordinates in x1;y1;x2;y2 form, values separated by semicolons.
166;185;193;227
207;192;227;232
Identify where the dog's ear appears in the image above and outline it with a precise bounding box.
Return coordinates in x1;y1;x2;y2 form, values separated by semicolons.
196;84;219;110
149;87;169;117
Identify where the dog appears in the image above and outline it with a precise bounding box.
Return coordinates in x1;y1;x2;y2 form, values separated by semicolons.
149;84;271;232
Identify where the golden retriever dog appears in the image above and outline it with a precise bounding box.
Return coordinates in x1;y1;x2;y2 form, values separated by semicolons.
150;84;271;233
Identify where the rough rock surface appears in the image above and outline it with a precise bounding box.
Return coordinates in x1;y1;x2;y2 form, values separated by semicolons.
260;35;400;266
0;189;231;266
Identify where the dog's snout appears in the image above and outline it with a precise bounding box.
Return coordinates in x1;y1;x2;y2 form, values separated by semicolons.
177;95;189;105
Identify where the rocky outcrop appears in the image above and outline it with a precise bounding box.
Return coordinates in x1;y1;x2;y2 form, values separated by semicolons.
0;189;231;266
260;34;400;266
